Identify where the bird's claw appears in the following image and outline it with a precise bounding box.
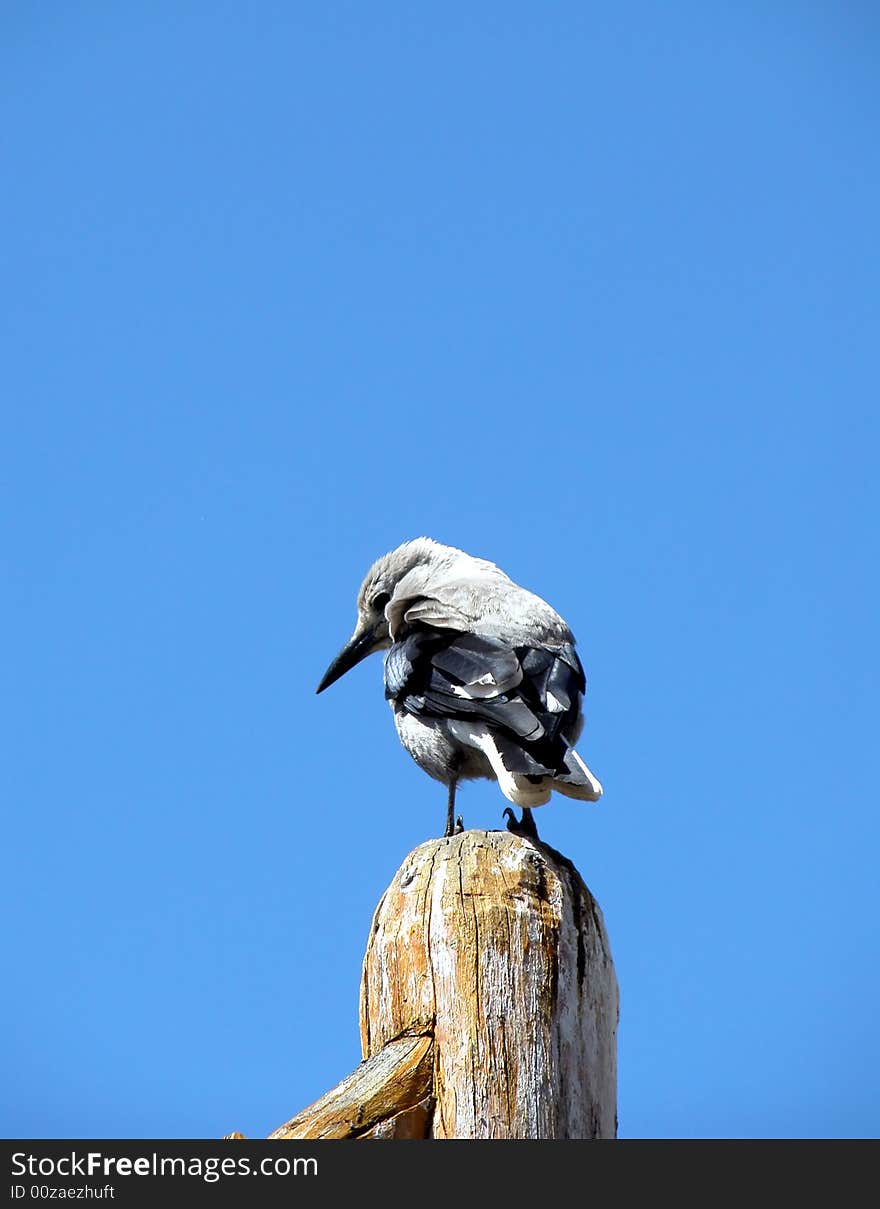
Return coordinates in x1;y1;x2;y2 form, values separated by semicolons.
503;806;540;841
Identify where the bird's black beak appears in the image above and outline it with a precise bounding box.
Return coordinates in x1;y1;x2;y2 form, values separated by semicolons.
316;627;379;693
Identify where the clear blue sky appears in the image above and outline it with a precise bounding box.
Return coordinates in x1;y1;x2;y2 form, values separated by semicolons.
2;3;878;1140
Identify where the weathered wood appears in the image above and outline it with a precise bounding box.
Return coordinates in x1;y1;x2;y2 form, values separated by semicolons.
360;830;618;1139
269;1032;433;1139
357;1095;434;1139
265;829;617;1140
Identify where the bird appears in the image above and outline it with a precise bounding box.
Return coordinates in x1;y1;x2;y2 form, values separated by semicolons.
316;538;603;839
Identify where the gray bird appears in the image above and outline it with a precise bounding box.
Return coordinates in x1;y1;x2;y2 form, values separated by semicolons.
316;538;603;839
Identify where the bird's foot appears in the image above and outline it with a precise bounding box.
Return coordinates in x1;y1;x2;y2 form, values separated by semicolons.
503;806;540;841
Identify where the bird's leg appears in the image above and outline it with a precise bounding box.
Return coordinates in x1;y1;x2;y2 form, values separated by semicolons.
444;777;459;838
503;806;540;841
520;807;539;840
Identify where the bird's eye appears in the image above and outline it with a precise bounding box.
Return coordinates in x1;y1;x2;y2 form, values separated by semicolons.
371;591;391;613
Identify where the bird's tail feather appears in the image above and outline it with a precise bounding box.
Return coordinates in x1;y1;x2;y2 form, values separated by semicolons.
447;721;602;808
489;731;603;803
479;733;552;807
551;747;603;801
448;722;552;807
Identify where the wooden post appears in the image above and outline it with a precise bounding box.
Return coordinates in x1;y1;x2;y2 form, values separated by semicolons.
269;829;618;1140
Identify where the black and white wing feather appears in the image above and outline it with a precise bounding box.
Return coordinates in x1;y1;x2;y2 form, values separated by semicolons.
383;625;587;779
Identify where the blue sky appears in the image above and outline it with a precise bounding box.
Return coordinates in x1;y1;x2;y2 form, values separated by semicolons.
2;3;878;1139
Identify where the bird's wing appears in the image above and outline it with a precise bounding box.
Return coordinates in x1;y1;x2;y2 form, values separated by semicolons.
384;627;585;756
398;591;472;633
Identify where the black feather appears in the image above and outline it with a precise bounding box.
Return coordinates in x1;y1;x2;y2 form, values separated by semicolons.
431;633;520;689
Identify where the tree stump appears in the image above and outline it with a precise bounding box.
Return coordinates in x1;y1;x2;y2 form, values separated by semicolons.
270;829;617;1140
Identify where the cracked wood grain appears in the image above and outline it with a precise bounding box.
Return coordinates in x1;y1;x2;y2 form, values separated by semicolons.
359;830;618;1139
269;1033;434;1140
263;830;617;1140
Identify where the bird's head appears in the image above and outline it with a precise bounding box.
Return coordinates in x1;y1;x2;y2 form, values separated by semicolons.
316;538;449;693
